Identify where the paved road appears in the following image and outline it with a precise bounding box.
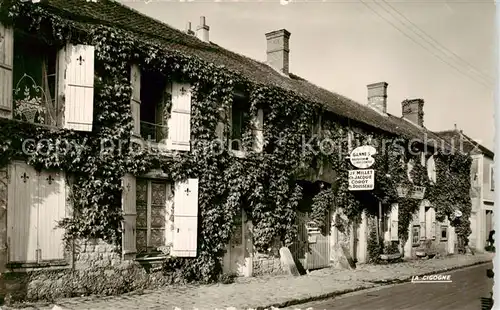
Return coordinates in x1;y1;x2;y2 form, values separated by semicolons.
284;262;493;310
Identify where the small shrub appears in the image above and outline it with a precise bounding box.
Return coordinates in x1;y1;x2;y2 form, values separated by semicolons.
219;272;238;284
382;241;400;255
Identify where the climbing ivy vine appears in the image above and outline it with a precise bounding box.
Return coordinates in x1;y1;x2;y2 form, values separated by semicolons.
0;1;473;283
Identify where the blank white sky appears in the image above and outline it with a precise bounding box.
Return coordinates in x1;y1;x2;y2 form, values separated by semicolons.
120;0;496;150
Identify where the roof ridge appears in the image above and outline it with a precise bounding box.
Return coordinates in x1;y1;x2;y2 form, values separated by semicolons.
108;0;197;42
459;131;494;156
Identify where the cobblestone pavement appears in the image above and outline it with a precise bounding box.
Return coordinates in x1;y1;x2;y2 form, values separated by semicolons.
6;253;493;310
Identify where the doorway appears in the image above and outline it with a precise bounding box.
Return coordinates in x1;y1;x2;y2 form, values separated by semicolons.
223;209;252;276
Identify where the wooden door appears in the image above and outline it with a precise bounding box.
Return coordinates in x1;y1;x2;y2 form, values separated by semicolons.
486;210;493;243
229;209;245;275
306;214;331;270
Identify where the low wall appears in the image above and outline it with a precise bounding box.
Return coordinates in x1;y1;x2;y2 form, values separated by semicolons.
1;239;169;304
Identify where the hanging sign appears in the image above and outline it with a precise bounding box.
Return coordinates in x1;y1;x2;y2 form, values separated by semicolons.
396;185;426;199
349;145;377;169
348;169;375;191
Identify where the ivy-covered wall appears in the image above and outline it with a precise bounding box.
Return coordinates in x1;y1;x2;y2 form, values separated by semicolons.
0;0;472;296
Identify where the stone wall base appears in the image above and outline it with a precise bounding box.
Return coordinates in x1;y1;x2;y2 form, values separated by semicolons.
0;239;171;304
2;262;168;304
252;254;286;276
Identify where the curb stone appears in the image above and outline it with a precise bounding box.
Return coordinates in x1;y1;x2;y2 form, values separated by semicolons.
257;259;492;310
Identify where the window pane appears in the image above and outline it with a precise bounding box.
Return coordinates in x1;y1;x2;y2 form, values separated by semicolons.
151;182;167;206
136;229;147;253
151;206;166;228
136;180;148;203
232;106;242;138
412;226;419;244
136;180;168;253
150;229;165;248
441;227;447;239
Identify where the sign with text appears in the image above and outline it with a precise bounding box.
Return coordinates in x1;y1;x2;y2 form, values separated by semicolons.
348;169;374;191
349;145;377;169
396;185;426;199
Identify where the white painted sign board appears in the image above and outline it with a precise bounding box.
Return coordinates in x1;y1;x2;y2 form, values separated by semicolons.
396;185;426;200
349;145;376;169
348;169;375;191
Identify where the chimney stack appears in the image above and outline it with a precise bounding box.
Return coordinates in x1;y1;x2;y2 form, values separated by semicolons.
196;16;209;42
402;99;424;127
367;82;388;114
186;22;194;35
265;29;291;75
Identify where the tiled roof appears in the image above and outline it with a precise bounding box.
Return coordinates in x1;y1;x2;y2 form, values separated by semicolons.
40;0;452;152
435;130;494;159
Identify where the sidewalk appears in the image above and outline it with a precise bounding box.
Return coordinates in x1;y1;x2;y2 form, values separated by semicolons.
6;253;494;310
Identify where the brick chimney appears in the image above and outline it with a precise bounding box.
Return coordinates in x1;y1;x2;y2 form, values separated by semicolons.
196;16;209;42
402;99;424;127
186;21;194;35
367;82;388;114
265;29;291;75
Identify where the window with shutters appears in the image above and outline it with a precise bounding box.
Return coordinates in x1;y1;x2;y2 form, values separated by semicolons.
424;206;436;240
12;31;59;126
440;226;448;241
382;205;390;234
139;71;168;142
417;203;426;241
490;164;494;192
135;178;173;257
389;203;398;241
7;162;68;266
412;225;420;246
230;93;250;152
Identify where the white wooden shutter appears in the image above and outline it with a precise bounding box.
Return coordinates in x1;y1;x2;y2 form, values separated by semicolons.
253;108;264;152
430;207;436;239
0;23;13;119
121;173;137;259
215;108;225;141
171;178;198;257
216;121;224;141
407;159;415;183
56;48;67;126
130;64;141;135
167;82;191;151
425;207;433;239
37;170;66;261
419;204;426;239
7;162;37;262
63;44;95;131
390;203;398;241
427;156;436;183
